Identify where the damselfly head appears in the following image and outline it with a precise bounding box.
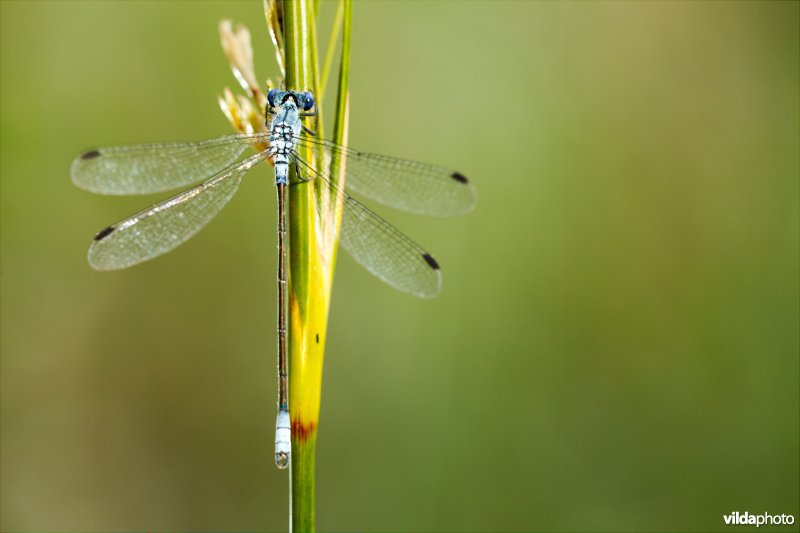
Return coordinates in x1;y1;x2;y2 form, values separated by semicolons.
267;89;315;111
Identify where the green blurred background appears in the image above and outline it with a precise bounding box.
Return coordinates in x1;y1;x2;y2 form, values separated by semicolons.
1;1;798;531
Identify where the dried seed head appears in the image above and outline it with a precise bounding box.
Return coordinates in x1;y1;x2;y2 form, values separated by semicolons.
219;19;265;108
263;0;285;78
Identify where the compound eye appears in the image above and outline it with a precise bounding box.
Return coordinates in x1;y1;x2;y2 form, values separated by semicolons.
302;92;315;111
267;89;279;107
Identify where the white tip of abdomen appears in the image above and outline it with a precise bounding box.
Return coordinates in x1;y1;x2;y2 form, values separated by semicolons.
275;409;291;469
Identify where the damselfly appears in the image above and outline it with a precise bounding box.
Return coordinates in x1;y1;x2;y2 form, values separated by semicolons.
71;89;476;468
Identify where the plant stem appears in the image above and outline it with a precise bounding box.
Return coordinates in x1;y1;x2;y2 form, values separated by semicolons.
326;0;351;275
283;0;351;530
319;0;344;105
284;1;320;531
332;0;351;167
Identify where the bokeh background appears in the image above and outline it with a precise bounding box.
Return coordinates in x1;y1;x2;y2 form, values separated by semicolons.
1;1;798;531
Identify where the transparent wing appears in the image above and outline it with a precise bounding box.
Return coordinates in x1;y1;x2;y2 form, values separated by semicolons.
88;152;267;270
72;132;269;195
293;154;442;298
295;137;476;217
339;196;442;298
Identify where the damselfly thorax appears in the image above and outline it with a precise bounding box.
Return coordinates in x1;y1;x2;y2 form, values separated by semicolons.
268;95;305;186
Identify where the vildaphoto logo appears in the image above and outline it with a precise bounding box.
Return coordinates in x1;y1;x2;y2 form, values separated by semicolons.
723;511;796;527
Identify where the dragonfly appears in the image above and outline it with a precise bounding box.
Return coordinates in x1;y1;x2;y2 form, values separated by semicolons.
71;89;477;469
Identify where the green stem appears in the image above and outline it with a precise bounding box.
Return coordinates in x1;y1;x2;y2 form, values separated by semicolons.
284;2;318;531
332;0;351;155
327;0;351;275
308;0;323;136
319;0;344;105
282;1;351;530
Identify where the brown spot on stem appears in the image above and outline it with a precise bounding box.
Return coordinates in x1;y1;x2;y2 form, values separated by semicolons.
292;419;317;442
81;149;101;160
